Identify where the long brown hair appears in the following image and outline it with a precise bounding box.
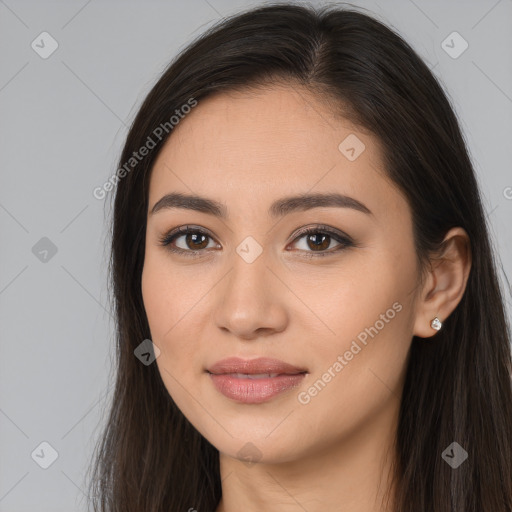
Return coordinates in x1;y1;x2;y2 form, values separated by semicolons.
87;3;512;511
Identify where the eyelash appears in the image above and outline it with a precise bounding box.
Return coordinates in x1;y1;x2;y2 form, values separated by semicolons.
157;224;355;259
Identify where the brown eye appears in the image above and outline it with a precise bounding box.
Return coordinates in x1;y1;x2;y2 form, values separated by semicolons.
158;226;218;256
182;232;209;250
158;224;354;258
289;226;354;257
304;232;331;251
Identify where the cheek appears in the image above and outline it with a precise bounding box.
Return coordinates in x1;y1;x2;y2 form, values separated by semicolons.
141;252;205;379
142;261;195;411
141;260;170;340
142;249;192;339
303;245;416;379
294;276;413;442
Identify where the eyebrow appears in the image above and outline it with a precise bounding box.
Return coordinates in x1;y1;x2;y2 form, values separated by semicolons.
150;192;373;218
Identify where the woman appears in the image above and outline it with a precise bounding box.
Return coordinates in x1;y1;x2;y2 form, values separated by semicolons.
87;3;512;511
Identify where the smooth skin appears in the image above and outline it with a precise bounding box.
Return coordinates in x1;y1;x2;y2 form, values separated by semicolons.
141;84;471;512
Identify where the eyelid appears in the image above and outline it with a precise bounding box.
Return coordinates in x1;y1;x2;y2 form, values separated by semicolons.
157;224;219;251
285;224;354;258
287;224;353;245
162;224;215;241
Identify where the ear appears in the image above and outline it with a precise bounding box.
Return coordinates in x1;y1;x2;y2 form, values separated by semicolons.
413;227;472;338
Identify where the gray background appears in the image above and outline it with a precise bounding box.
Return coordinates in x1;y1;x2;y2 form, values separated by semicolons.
0;0;511;510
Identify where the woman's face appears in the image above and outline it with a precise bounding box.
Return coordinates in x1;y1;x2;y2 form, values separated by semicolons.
142;85;421;464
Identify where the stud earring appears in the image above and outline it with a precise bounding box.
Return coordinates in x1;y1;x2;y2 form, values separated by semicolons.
430;317;442;331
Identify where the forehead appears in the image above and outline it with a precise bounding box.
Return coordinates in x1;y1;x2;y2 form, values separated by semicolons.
148;85;403;222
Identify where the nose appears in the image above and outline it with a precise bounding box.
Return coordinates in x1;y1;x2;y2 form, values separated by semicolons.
213;249;289;341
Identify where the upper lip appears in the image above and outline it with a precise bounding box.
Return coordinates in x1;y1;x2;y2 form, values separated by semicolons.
207;357;307;375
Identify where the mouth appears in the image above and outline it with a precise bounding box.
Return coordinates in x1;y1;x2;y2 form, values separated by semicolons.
216;372;295;379
206;357;308;404
206;356;307;376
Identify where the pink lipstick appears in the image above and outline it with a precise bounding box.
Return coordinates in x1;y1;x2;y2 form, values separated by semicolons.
206;357;307;404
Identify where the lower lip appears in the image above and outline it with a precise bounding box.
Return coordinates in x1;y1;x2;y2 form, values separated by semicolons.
208;372;306;404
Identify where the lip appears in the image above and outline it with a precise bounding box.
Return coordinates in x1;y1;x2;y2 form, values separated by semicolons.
207;357;307;375
206;357;308;404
